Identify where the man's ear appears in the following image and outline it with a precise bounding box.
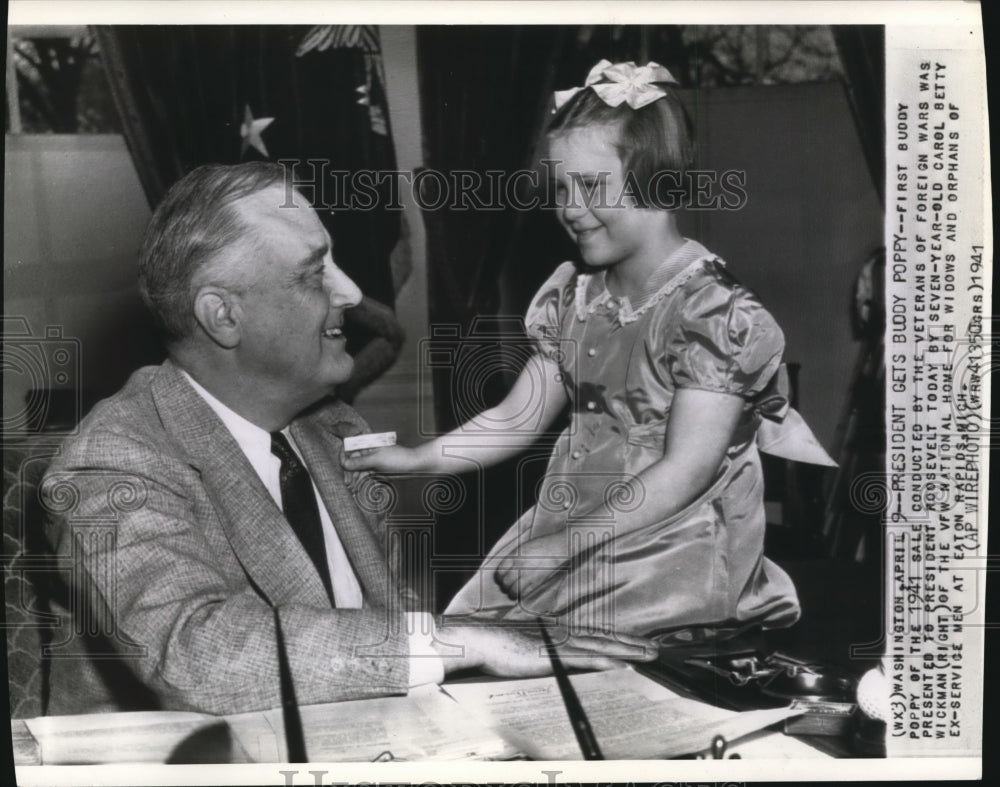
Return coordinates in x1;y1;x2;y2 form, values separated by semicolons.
193;286;242;349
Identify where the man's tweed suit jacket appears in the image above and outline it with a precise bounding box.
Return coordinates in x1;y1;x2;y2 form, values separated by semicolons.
41;359;413;716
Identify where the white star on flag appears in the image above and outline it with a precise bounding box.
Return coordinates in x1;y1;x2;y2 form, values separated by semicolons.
240;104;275;157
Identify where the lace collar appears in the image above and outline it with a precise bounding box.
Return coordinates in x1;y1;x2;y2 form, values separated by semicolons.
573;240;724;325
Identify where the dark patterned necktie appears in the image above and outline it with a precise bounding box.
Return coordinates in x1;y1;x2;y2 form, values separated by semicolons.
270;432;335;606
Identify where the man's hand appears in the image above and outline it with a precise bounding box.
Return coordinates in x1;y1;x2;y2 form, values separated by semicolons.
432;620;657;678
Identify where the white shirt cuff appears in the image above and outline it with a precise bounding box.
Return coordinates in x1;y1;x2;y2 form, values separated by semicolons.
405;612;445;688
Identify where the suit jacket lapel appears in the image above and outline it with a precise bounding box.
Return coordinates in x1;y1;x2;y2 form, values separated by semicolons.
291;412;393;608
149;361;331;608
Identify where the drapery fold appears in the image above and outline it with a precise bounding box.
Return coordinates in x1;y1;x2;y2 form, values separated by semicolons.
832;26;885;207
416;26;578;429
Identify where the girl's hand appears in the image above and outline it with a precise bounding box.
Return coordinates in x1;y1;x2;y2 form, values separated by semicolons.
494;532;568;600
341;444;425;474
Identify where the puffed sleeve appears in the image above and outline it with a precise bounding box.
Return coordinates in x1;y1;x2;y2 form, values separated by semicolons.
524;261;577;360
667;281;784;397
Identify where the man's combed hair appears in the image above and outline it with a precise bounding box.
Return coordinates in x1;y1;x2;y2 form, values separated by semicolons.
547;85;695;209
138;161;288;342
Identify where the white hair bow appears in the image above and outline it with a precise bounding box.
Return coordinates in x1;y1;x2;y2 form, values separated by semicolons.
553;59;679;111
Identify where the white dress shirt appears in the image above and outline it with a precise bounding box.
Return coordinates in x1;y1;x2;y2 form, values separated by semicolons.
182;372;444;687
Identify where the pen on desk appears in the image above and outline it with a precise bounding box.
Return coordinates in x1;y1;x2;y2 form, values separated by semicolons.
537;618;604;760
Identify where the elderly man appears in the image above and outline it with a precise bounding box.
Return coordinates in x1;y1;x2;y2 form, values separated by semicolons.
41;162;649;717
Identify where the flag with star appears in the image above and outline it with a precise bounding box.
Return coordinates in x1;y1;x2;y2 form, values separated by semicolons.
240;104;275;157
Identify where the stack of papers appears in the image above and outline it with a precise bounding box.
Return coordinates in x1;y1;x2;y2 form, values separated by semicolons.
443;667;805;760
16;667;821;764
226;684;519;762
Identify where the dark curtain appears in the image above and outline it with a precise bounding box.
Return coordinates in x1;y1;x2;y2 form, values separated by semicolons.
832;26;885;207
94;25;404;398
827;27;886;562
416;26;573;428
415;27;576;600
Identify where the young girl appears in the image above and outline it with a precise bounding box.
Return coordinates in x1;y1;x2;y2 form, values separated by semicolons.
344;59;834;644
